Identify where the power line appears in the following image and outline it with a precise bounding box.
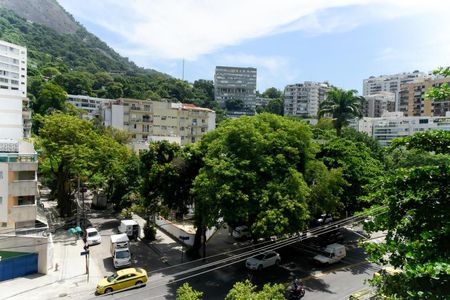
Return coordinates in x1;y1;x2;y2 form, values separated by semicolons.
97;207;387;298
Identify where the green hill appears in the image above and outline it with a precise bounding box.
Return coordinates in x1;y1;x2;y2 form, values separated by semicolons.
0;1;215;106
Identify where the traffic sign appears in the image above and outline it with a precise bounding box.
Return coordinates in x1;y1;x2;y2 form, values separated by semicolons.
80;250;89;256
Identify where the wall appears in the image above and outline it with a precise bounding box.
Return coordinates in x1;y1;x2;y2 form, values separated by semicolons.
0;234;52;274
0;163;8;222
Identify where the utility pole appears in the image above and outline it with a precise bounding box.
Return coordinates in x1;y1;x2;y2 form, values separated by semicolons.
182;59;185;80
76;177;80;227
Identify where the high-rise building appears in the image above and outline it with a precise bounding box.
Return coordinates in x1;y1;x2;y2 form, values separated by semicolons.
362;71;427;111
214;66;257;110
362;92;395;118
398;77;450;117
0;40;30;139
67;94;113;119
283;81;331;118
102;98;216;147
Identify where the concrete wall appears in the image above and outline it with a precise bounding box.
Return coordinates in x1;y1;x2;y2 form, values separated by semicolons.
0;163;8;222
0;94;23;140
0;234;53;274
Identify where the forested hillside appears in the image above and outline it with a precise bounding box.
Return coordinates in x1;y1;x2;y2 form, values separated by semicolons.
0;4;216;107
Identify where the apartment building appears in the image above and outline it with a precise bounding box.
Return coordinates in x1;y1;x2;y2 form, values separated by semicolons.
102;98;216;146
362;92;395;117
398;77;450;117
67;94;112;119
214;66;257;110
0;140;38;230
283;81;331;118
355;112;450;146
0;40;31;139
363;71;427;111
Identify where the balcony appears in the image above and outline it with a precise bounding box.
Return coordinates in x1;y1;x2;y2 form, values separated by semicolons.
8;161;38;172
10;204;37;223
9;180;37;197
0;153;37;163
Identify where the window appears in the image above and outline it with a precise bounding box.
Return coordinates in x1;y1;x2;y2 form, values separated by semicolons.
161;116;167;120
419;119;429;124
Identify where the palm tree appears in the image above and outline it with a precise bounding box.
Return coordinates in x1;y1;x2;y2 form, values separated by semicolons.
318;88;365;136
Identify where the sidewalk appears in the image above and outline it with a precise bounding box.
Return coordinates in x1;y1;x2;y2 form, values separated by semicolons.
2;232;102;300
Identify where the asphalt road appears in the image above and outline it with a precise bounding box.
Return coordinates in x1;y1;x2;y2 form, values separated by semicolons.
90;239;377;300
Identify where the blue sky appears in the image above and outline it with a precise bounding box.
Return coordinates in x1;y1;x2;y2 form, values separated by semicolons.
59;0;450;93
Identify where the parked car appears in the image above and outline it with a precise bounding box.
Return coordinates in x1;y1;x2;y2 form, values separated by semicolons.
232;225;251;239
63;217;92;231
245;251;281;270
86;228;101;245
110;234;131;268
96;267;148;294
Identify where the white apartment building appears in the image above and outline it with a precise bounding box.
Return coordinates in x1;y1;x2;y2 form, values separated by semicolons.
362;71;427;111
0;40;30;139
102;98;216;147
214;66;257;110
284;81;331;118
67;94;113;119
355;112;450;146
363;92;395;118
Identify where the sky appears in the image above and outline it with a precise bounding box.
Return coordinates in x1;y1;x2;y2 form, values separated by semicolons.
58;0;450;93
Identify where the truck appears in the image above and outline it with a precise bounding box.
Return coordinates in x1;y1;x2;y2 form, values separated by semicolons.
110;233;131;268
313;243;346;264
118;219;139;240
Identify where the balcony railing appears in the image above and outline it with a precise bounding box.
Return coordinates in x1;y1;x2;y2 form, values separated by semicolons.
0;153;37;163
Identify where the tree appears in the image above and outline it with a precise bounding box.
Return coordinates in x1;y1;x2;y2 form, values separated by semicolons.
363;165;450;298
424;67;450;101
54;71;94;95
262;87;282;99
316;137;384;215
318;88;364;136
176;283;203;300
192;114;315;250
225;98;245;111
225;280;285;300
31;81;67;115
265;98;284;115
35;112;129;216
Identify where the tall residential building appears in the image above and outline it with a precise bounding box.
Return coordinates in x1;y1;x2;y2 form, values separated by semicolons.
283;81;331;118
102;98;216;146
398;77;450;117
355;112;450;146
0;40;30;139
362;71;427;111
362;92;395;118
214;66;257;110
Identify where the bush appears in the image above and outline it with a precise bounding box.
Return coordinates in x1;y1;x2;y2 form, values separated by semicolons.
120;208;133;219
143;223;157;241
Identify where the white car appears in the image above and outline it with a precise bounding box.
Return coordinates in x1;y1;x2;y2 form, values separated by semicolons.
245;251;281;270
86;227;102;245
232;225;251;239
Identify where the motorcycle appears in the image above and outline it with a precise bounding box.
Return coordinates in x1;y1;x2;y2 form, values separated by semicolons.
285;280;305;299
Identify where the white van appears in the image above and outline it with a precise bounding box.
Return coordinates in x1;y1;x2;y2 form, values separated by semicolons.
118;219;139;239
313;243;346;264
110;233;131;268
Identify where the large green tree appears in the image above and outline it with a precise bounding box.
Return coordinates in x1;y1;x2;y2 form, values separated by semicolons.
191;114;346;255
31;81;67;115
225;280;285;300
36;113;129;216
318;88;364;136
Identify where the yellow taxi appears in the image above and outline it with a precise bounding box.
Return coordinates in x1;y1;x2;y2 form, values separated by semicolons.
96;267;148;295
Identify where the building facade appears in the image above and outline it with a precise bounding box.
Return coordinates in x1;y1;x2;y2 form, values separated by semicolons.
362;71;427;111
67;94;113;119
397;77;450;117
0;40;31;139
355;112;450;146
283;81;331;118
362;92;395;118
102;98;216;146
214;66;257;110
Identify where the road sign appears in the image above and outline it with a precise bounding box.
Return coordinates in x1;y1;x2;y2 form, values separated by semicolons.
179;235;189;241
80;251;89;256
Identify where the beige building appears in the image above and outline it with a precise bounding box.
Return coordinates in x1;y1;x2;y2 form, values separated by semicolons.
102;99;216;146
399;77;450;117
